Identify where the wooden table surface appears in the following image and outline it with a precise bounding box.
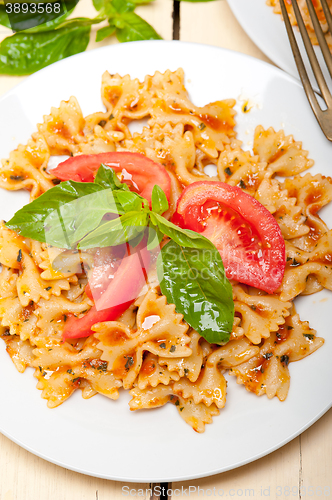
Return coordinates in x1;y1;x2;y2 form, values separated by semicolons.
0;1;331;498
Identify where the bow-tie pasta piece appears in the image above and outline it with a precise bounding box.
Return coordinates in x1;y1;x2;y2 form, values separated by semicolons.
170;395;220;433
94;289;191;389
138;352;180;389
129;384;219;432
0;134;53;201
233;285;292;344
283;174;332;252
172;349;227;409
218;146;267;196
255;176;308;240
33;336;122;408
229;313;324;400
158;329;203;382
279;232;332;300
253;126;314;177
1;333;35;373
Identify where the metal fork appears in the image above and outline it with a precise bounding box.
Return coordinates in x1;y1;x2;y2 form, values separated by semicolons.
280;0;332;140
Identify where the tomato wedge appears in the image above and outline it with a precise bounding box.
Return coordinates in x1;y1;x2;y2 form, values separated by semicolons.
52;152;171;206
173;181;285;293
62;240;150;339
84;245;126;302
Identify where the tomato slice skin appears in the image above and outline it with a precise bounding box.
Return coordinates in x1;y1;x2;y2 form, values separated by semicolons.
173;181;285;293
52;152;171;206
84;245;126;302
62;241;150;340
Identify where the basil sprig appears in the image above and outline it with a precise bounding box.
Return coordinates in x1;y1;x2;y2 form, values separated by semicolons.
6;163;234;344
0;0;219;75
6;164;213;250
0;0;161;75
6;180;104;241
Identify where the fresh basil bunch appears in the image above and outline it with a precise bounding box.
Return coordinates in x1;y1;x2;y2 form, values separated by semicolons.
0;0;217;75
6;163;234;344
0;0;161;75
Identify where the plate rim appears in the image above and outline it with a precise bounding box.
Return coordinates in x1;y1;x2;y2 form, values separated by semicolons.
227;0;296;77
0;39;302;104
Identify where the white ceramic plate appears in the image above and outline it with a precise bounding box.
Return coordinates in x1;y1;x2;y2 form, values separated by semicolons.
0;41;332;483
228;0;331;91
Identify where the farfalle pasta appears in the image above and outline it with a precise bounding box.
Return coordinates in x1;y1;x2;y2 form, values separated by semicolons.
0;69;330;432
267;0;332;51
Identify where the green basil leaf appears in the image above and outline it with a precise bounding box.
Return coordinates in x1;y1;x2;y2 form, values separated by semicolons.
93;0;105;11
151;185;169;215
104;2;116;17
78;211;148;248
115;190;144;213
6;0;78;33
6;181;103;241
158;240;234;344
115;12;162;42
150;212;214;250
96;23;115;42
25;5;76;33
112;0;155;12
0;24;91;75
43;208;73;249
44;189;123;247
112;0;136;13
114;16;125;29
131;0;156;4
57;15;106;28
0;6;11;28
94;164;129;191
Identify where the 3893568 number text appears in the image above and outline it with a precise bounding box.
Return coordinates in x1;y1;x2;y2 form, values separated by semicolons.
5;2;62;14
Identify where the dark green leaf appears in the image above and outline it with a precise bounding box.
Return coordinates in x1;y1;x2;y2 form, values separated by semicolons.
112;0;136;13
24;3;77;33
0;24;91;75
115;12;162;42
78;211;148;248
1;1;79;32
5;0;78;33
96;23;115;42
150;212;214;250
6;181;103;241
151;185;169;215
94;164;129;191
158;240;234;344
0;6;11;28
92;0;105;11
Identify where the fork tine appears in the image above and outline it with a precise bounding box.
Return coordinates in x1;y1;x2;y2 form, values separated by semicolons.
279;0;322;114
306;0;332;80
290;0;332;106
320;0;332;38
